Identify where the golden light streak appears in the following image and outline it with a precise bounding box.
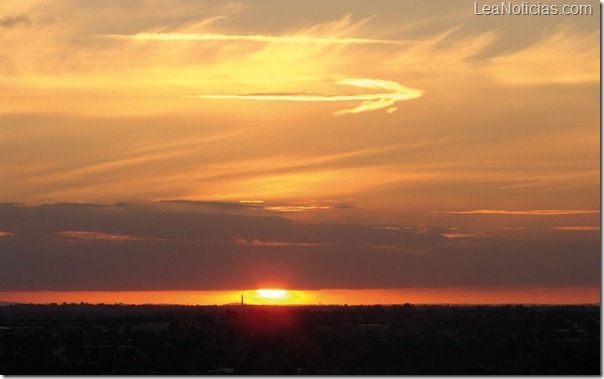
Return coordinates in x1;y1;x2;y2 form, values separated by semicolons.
264;205;332;212
554;226;600;231
235;239;336;247
121;32;404;45
441;209;599;216
374;226;401;231
188;93;406;102
441;233;478;239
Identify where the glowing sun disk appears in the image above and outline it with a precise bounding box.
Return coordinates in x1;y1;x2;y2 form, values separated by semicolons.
257;289;287;298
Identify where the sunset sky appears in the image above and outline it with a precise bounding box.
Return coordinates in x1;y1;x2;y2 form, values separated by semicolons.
0;0;599;305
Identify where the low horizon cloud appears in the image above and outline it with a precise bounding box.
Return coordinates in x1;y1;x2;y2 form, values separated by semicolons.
440;209;599;216
0;202;598;291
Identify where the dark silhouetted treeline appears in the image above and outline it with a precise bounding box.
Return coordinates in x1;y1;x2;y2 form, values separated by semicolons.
0;303;599;374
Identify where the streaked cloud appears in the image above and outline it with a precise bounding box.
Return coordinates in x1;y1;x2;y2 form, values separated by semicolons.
370;245;426;254
0;231;13;238
264;205;333;212
0;202;598;290
260;200;353;213
554;226;600;231
441;233;478;239
188;78;422;115
58;231;162;243
120;32;402;45
235;239;336;247
374;226;401;231
158;199;262;210
489;26;598;85
441;209;599;216
157;199;352;214
0;14;30;28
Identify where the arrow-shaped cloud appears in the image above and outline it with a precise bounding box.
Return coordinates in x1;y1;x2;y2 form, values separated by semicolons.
187;78;423;115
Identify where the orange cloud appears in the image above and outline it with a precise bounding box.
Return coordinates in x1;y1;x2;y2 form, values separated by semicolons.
441;209;599;216
264;205;333;212
235;239;336;247
489;26;598;85
554;226;600;231
441;233;478;239
370;245;426;254
58;231;162;242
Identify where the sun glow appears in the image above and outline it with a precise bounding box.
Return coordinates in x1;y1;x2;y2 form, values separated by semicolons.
257;289;287;298
0;287;599;306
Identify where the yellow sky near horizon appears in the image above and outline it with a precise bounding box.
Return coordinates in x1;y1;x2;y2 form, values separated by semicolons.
0;287;599;306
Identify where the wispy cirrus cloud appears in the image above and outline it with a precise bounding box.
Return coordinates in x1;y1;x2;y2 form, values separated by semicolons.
157;199;352;214
235;239;336;247
440;209;599;216
188;78;422;115
58;231;163;243
441;232;478;239
370;245;426;254
0;14;31;28
264;206;331;212
118;32;403;45
554;226;599;231
489;27;598;85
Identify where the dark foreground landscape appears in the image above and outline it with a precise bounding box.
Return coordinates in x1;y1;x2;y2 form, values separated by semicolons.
0;303;599;375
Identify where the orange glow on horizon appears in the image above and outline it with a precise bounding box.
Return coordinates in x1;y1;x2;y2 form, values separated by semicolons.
244;289;301;305
0;287;598;306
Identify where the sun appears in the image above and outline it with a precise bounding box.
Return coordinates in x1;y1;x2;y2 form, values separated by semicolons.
243;289;302;304
257;289;287;298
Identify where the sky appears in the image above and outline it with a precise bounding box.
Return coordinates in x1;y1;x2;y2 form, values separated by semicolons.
0;0;600;304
